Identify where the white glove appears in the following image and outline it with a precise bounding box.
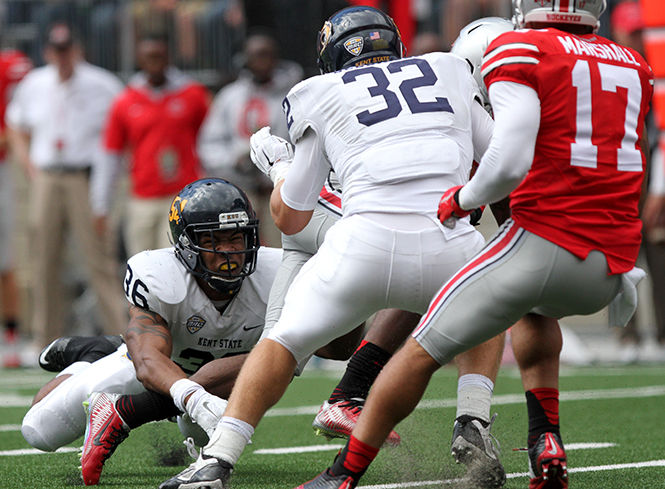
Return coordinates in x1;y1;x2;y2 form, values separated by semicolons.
186;390;229;438
170;378;228;437
249;126;294;184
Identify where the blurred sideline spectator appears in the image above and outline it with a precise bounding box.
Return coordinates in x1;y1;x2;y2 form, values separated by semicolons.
198;31;302;247
244;0;348;77
0;47;32;367
195;0;245;73
93;33;209;257
610;1;665;363
6;23;127;351
411;31;445;56
441;0;510;48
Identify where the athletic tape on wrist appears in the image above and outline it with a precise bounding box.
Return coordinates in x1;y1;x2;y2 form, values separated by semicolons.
169;378;204;413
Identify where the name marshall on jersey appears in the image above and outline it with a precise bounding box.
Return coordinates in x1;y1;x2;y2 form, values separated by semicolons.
558;35;640;66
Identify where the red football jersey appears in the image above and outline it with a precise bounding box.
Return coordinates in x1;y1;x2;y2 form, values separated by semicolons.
104;81;209;198
482;28;654;274
0;49;32;161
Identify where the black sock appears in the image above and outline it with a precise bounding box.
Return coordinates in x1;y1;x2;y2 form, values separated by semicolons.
115;390;181;429
328;341;391;403
525;389;560;448
455;414;489;428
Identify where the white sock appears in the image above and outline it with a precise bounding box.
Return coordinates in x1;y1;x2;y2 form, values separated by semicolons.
203;416;254;465
456;374;494;423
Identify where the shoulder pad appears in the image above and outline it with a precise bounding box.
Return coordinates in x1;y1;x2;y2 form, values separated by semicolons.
126;249;188;306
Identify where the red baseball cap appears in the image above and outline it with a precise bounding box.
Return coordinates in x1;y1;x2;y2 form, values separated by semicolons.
611;1;644;34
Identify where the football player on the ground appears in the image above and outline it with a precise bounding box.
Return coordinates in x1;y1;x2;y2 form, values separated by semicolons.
157;5;507;489
293;1;654;488
21;178;282;486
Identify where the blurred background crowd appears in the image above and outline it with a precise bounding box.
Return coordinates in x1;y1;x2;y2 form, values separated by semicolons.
0;0;664;369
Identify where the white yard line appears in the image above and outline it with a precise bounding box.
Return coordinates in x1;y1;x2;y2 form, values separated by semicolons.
0;447;79;456
252;442;614;456
357;460;665;488
266;385;665;417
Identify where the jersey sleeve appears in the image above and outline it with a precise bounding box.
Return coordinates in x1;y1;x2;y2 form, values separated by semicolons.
283;78;322;144
5;73;32;130
124;250;188;318
481;30;542;93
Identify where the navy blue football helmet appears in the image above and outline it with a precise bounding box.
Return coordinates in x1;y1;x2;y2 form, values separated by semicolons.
169;178;259;295
317;6;405;74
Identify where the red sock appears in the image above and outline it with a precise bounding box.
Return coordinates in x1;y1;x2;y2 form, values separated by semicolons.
526;388;560;447
331;435;380;477
530;388;559;425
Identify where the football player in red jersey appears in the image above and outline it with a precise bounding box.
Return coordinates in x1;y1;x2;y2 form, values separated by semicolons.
0;47;32;367
292;1;654;489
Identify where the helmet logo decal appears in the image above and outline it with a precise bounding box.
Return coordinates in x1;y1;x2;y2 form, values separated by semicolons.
186;315;206;334
219;211;249;228
169;196;188;224
344;36;364;56
319;21;332;55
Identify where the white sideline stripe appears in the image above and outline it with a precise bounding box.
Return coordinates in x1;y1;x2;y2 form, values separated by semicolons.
567;442;616;450
265;385;665;417
0;424;21;432
0;447;79;456
0;394;35;407
358;460;665;488
253;442;613;456
254;444;344;455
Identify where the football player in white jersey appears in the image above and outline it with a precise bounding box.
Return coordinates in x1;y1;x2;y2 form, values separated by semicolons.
158;6;506;489
21;178;282;486
293;1;653;489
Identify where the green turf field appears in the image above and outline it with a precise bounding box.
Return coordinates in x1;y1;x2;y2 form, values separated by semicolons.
1;364;664;489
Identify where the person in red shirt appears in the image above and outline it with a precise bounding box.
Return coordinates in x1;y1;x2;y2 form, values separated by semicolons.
94;33;209;258
292;1;653;489
0;47;32;367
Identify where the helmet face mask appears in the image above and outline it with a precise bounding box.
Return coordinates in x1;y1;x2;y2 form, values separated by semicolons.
317;6;405;74
512;0;606;32
169;179;260;295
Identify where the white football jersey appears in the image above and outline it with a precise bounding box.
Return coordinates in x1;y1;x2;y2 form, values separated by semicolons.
283;52;481;221
124;246;282;374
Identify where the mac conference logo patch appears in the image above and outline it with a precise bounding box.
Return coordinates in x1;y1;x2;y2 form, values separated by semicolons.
186;315;206;334
344;36;364;56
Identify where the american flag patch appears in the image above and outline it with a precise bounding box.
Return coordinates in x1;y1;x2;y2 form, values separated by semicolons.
370;31;380;40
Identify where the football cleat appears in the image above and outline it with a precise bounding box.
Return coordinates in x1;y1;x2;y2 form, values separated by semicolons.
451;415;506;488
159;453;233;489
312;398;401;447
528;432;568;489
39;335;124;372
80;392;130;485
293;468;357;489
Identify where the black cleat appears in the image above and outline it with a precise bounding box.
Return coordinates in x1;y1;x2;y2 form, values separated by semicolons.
451;415;506;488
293;469;357;489
39;335;124;372
159;454;233;489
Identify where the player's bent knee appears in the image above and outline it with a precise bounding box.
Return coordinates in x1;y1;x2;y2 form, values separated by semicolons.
22;402;82;451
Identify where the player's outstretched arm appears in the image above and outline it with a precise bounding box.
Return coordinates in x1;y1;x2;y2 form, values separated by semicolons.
125;304;183;394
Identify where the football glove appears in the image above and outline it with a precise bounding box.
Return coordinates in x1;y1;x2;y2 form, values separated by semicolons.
249;126;293;184
438;185;472;229
469;205;485;226
186;390;228;438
